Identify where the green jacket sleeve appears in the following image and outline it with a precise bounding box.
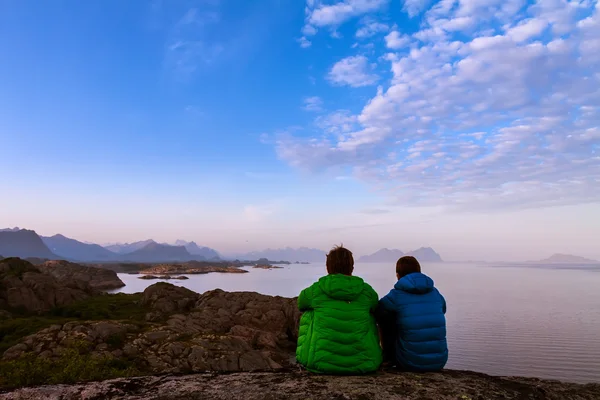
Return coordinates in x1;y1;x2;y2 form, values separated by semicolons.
298;285;313;311
364;284;379;313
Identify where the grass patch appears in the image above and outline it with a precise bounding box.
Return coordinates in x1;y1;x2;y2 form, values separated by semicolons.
0;350;140;389
50;293;146;321
0;293;148;355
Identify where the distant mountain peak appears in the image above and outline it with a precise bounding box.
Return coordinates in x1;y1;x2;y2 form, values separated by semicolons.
538;254;598;264
0;229;58;259
358;248;404;263
358;247;442;263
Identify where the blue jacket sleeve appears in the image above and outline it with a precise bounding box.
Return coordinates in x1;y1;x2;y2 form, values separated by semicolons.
440;293;447;314
379;290;396;312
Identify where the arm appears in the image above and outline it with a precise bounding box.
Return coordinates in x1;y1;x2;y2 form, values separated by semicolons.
440;293;447;314
297;285;313;311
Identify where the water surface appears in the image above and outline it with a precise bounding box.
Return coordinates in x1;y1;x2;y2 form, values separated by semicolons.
115;262;600;383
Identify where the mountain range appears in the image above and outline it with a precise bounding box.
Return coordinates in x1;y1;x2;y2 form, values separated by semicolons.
0;229;217;263
358;247;443;263
0;228;329;264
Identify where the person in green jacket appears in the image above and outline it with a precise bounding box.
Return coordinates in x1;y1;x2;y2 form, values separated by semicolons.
296;245;382;374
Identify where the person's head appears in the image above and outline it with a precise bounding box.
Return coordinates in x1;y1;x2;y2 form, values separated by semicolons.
326;245;354;276
396;256;421;279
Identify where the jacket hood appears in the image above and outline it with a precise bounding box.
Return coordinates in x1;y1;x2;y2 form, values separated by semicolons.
318;274;365;301
394;272;434;294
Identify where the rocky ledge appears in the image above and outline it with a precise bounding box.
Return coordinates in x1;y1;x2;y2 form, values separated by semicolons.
2;370;600;400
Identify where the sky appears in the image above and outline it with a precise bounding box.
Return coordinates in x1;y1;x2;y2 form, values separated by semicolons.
0;0;599;261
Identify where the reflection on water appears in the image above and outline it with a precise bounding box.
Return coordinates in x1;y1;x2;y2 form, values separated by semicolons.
114;262;600;383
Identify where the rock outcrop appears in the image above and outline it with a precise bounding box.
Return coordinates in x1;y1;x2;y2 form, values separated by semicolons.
3;283;300;374
37;260;125;291
0;258;94;313
2;370;600;400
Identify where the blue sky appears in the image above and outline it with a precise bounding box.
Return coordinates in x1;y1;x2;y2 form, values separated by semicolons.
1;0;599;261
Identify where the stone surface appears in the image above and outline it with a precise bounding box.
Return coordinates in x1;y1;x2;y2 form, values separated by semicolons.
0;258;94;313
2;370;600;400
37;260;125;291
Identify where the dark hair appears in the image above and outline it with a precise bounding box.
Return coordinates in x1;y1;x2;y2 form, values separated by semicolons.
326;245;354;276
396;256;421;278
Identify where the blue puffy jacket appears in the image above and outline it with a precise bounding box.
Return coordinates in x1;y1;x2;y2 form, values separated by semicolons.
378;272;447;371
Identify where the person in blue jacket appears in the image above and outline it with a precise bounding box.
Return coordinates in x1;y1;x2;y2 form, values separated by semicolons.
377;255;448;371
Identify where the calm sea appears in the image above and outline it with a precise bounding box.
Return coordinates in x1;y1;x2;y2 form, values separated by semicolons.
114;262;600;383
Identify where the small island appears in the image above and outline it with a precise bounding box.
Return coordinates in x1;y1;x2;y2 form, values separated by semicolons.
253;264;283;270
138;275;189;280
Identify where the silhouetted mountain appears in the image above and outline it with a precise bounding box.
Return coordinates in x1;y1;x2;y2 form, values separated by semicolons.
537;254;598;264
358;248;404;263
0;229;59;259
41;234;118;262
104;240;155;254
236;247;326;263
0;227;21;232
405;247;443;262
174;240;220;260
122;242;195;262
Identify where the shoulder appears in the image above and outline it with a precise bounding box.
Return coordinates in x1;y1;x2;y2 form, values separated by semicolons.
302;281;322;296
361;282;379;300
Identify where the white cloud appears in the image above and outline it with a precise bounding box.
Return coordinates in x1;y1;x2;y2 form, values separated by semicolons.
385;30;411;49
303;96;324;112
403;0;433;17
302;24;318;36
307;0;389;27
277;0;600;211
328;55;379;87
356;21;389;38
506;18;548;42
297;36;312;48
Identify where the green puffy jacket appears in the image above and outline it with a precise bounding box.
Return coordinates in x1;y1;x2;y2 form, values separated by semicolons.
296;274;382;374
